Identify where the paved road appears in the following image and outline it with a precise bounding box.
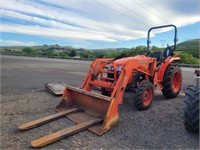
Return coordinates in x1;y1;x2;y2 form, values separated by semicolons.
1;55;199;149
180;67;198;91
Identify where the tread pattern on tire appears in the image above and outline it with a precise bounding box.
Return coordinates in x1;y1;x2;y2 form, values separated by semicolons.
162;65;182;98
134;80;154;110
184;85;199;133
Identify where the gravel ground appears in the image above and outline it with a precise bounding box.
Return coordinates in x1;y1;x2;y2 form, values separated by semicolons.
1;55;199;149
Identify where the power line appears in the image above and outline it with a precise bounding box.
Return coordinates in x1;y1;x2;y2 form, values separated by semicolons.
111;0;158;25
71;0;178;42
140;0;196;37
111;0;174;41
95;0;177;47
94;0;169;42
133;0;169;24
46;0;181;47
69;0;151;33
134;0;196;42
69;0;158;45
94;0;147;27
68;0;114;21
68;0;135;28
132;0;180;40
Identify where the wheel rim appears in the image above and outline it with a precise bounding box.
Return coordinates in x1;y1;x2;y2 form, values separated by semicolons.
172;71;181;93
142;88;153;106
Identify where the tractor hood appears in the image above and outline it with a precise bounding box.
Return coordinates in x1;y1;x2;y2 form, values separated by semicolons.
113;55;148;66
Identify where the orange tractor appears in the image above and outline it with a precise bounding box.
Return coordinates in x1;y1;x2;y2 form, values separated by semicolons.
18;25;182;148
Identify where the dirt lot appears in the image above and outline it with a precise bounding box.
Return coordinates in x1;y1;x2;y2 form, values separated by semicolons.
1;55;199;149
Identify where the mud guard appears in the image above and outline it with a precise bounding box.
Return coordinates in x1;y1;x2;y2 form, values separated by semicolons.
157;57;180;82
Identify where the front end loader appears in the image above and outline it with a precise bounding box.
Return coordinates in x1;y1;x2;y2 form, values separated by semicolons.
18;25;182;148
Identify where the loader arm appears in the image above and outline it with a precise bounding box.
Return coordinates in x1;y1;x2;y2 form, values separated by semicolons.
81;58;113;91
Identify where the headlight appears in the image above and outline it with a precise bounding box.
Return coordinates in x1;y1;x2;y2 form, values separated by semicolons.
107;65;122;71
116;66;122;71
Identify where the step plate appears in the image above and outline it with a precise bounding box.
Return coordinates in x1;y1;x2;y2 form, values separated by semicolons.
45;82;66;96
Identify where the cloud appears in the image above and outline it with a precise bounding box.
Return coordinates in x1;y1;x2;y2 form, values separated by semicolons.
0;0;199;46
156;0;200;15
1;23;118;42
0;39;37;46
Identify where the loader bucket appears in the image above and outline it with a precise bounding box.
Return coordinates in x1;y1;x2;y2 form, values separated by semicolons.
18;85;119;148
56;85;119;135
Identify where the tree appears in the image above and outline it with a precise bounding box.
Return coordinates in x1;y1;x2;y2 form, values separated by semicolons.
22;47;34;53
81;51;96;59
69;49;76;57
151;46;162;52
22;47;37;56
105;52;120;58
94;51;105;58
178;52;200;64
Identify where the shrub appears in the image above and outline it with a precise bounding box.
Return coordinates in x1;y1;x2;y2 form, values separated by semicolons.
178;52;200;64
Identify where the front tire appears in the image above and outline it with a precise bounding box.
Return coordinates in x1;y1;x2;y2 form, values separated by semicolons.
125;73;145;92
134;80;154;110
162;65;182;98
184;85;199;133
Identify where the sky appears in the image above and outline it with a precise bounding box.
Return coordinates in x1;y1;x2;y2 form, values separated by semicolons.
0;0;200;49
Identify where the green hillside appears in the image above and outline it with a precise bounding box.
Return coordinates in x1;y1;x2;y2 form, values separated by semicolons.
177;39;200;50
0;39;199;64
176;38;200;58
0;46;26;51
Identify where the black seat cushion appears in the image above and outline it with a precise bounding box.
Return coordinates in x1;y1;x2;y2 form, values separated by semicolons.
151;52;163;62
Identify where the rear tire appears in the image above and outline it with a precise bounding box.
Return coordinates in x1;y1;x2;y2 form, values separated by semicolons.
184;85;199;133
134;80;154;110
162;65;182;98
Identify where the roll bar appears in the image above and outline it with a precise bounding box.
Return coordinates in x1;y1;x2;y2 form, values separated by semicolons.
147;24;177;52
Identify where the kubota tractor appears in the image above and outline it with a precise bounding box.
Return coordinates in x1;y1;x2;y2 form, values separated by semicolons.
18;25;182;148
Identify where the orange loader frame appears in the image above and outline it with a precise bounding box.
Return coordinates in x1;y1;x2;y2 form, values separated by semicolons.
58;55;180;135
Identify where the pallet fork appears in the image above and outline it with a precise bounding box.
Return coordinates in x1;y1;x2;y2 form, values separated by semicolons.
18;106;103;148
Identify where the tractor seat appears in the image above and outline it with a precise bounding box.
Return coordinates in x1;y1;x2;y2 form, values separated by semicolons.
151;52;163;67
151;52;163;62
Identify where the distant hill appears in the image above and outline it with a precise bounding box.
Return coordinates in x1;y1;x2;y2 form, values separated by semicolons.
176;38;200;51
91;48;130;51
0;38;199;59
0;45;129;52
0;46;27;51
176;38;199;58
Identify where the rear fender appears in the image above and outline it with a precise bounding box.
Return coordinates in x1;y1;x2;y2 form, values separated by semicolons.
157;57;180;82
